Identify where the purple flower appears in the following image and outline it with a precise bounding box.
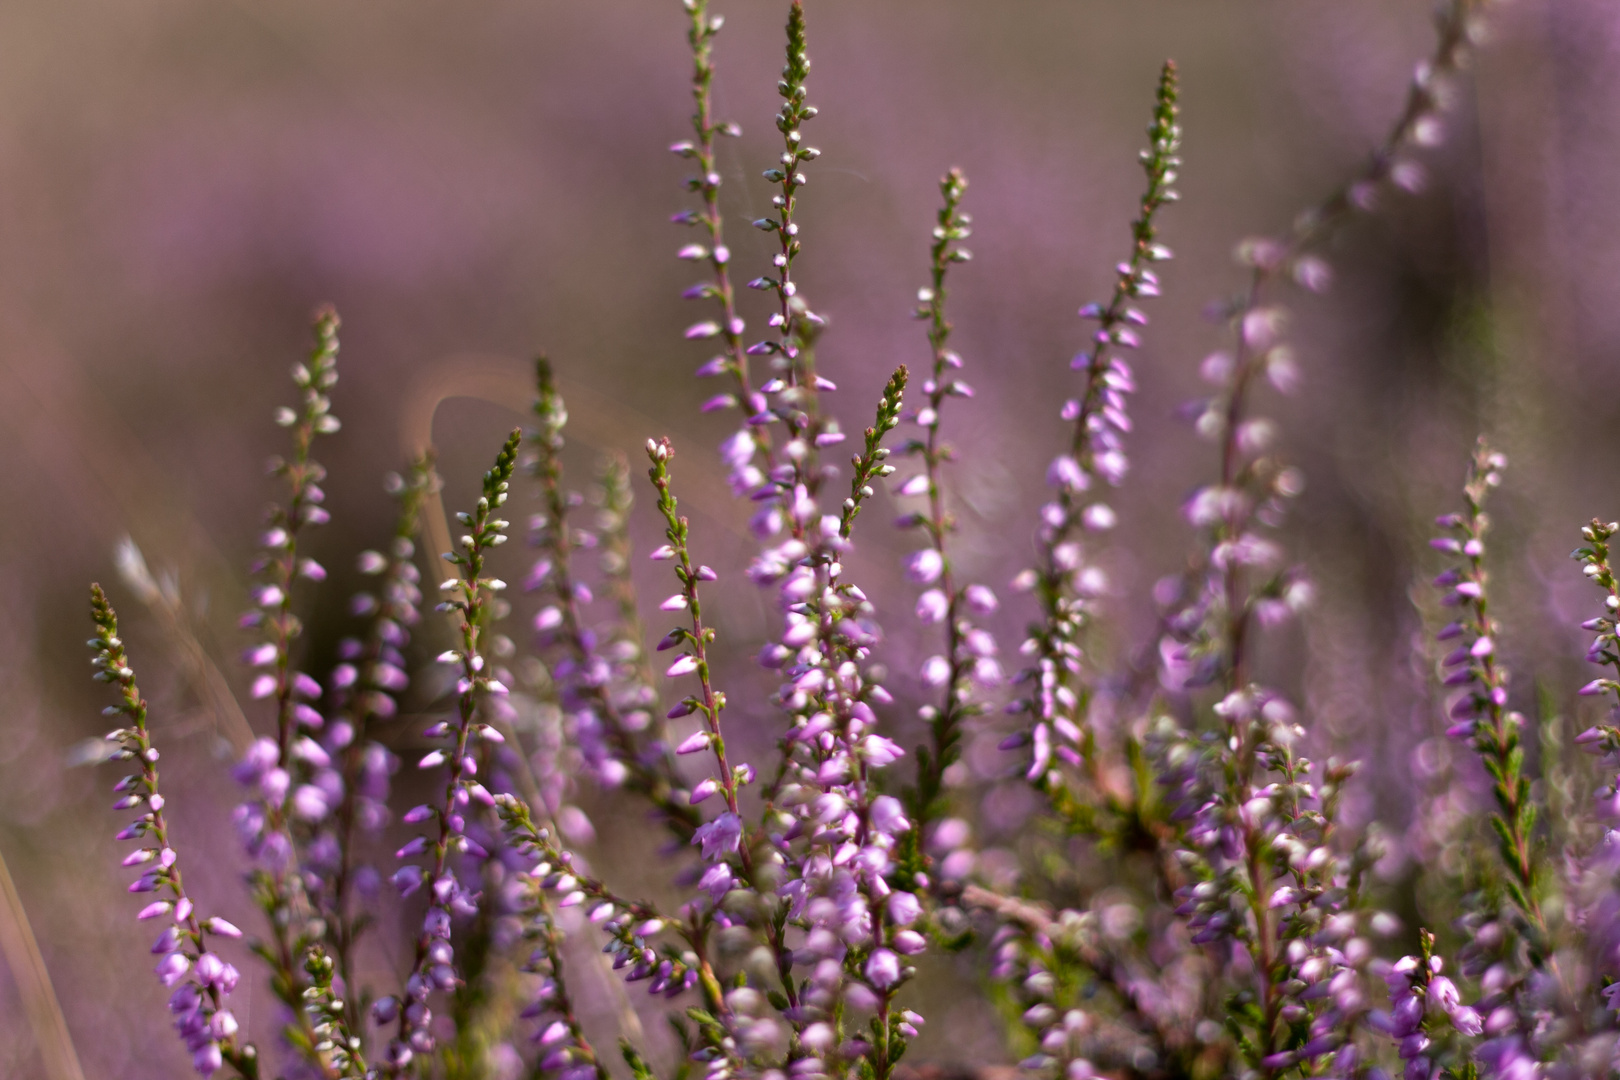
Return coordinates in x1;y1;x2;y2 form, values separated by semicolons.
915;588;949;624
1046;455;1086;492
870;797;910;837
887;891;922;926
865;948;902;989
905;549;944;585
155;953;191;987
693;812;742;861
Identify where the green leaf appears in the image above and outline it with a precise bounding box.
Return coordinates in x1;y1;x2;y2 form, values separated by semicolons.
622;1040;658;1080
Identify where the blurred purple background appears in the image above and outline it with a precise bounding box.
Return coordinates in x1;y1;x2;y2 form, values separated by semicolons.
2;0;1618;1075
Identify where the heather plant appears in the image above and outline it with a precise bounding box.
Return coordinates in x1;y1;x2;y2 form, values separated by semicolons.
83;0;1620;1078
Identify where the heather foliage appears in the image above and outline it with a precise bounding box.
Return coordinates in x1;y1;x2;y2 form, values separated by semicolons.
86;1;1620;1078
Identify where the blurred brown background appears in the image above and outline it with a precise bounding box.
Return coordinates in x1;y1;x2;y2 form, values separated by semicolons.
0;0;1615;1075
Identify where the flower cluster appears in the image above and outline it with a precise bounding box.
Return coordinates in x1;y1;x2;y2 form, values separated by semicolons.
1009;60;1180;793
1429;443;1540;931
528;358;693;838
378;428;521;1071
1382;938;1484;1066
891;168;1004;865
227;310;354;1057
86;2;1620;1080
303;946;369;1077
89;585;253;1078
307;458;432;1021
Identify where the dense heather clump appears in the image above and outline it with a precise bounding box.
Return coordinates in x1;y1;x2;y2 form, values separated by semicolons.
84;0;1620;1077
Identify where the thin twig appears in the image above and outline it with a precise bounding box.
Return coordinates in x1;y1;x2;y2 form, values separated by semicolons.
0;844;86;1080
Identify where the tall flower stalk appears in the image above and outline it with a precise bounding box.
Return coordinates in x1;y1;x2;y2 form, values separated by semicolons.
231;311;346;1076
648;437;746;830
381;429;520;1072
744;0;839;546
91;586;257;1079
1431;442;1542;939
302;946;368;1078
1155;0;1493;707
250;308;342;761
528;357;697;839
316;454;433;1031
674;0;778;491
756;1;821;385
893;168;1002;870
1011;61;1180;802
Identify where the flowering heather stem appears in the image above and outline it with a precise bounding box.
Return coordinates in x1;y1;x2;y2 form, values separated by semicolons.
1148;0;1492;709
647;435;813;1035
496;794;719;1026
1014;62;1179;790
90;586;258;1079
673;0;805;545
840;366;907;540
496;797;677;951
302;946;367;1077
1375;931;1485;1078
895;168;998;853
234;311;344;1068
757;0;820;386
322;453;433;1032
383;428;520;1072
252;307;341;761
521;884;611;1080
1205;0;1492;408
1574;520;1620;726
963;883;1195;1070
674;0;759;424
597;454;659;701
1565;519;1620;1036
648;437;745;821
1230;698;1285;1073
529;357;699;839
1432;443;1545;940
738;0;839;541
773;378;920;1073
